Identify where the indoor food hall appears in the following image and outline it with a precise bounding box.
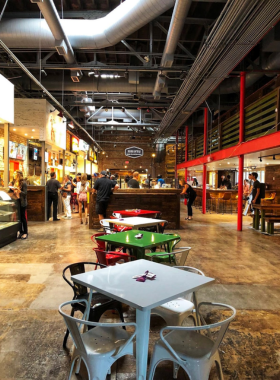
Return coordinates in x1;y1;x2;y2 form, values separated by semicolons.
1;1;280;379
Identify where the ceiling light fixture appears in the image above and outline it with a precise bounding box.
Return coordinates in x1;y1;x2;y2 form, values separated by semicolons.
13;128;16;131
32;129;35;132
25;133;28;136
68;121;74;129
57;111;63;118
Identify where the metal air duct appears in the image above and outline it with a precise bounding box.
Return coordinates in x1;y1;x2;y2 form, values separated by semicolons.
153;0;192;100
0;0;175;49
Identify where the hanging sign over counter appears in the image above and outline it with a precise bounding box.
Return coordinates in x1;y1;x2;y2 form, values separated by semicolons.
125;146;143;159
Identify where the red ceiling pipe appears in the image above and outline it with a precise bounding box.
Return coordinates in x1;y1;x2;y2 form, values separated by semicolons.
238;72;246;231
184;126;188;204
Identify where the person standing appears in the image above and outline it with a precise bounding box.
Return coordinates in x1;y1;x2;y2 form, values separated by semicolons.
92;171;117;221
13;171;28;239
226;175;232;189
251;172;261;207
180;179;197;220
128;171;140;188
220;175;227;188
77;173;89;225
46;172;61;221
61;175;72;219
157;174;165;188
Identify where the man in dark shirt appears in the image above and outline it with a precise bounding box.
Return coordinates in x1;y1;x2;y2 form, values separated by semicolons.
93;171;117;221
128;171;140;189
46;172;61;221
220;175;227;188
226;175;232;189
251;172;261;205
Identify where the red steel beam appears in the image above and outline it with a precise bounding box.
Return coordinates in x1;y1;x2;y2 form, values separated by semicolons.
177;130;280;170
204;108;208;156
202;164;207;214
238;72;246;231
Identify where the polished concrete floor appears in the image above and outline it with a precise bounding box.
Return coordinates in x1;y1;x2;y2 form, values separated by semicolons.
0;206;280;379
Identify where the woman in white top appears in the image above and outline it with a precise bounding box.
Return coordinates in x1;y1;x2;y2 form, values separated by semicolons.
77;173;89;225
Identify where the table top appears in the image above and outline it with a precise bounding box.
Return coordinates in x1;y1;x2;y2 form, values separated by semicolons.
114;210;160;217
72;259;214;311
104;217;166;227
95;230;179;248
253;204;280;210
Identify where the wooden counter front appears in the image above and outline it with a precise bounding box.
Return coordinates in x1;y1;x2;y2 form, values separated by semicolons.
89;188;181;230
27;186;46;221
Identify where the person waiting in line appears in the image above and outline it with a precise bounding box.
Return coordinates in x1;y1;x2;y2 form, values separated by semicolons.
61;175;72;219
110;175;119;190
243;179;250;199
12;171;28;239
157;174;165;188
128;171;140;188
192;177;198;187
76;174;89;225
70;175;79;213
46;172;61;222
180;179;197;221
220;175;228;189
226;175;232;189
92;170;118;222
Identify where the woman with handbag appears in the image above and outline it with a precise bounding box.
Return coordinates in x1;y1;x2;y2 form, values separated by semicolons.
12;171;28;239
180;179;197;221
77;173;89;224
61;175;72;219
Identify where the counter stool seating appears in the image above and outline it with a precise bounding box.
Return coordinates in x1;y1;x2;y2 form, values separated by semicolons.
221;193;232;214
151;266;204;327
59;299;137;380
94;248;135;266
62;262;125;349
148;302;236;380
145;247;191;266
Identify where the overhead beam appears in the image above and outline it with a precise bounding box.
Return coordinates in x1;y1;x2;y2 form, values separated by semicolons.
121;40;147;65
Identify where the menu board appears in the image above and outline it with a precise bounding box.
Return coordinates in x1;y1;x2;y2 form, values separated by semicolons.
88;147;94;162
9;141;27;160
72;136;79;153
94;152;98;164
79;139;89;152
66;131;71;152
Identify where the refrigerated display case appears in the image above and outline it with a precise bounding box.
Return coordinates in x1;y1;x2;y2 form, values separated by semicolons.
0;188;21;248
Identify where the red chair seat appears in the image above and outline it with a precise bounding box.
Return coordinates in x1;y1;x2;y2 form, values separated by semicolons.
94;249;135;266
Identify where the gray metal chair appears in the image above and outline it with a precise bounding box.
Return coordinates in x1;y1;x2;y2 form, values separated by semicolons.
148;302;236;380
59;299;137;380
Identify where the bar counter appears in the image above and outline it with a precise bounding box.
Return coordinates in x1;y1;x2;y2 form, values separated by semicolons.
89;188;181;230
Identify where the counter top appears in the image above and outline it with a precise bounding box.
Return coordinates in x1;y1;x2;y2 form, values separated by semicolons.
114;188;181;194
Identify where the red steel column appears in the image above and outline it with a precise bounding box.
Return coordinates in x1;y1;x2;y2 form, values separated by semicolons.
238;72;246;231
184;126;188;204
175;130;179;182
202;108;208;213
202;164;207;214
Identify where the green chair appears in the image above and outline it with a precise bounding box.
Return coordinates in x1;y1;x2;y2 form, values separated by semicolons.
145;234;183;264
145;247;191;266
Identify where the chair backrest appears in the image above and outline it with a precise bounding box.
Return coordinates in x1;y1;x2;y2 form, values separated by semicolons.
113;212;121;218
163;233;181;250
154;212;162;219
172;248;191;266
91;232;106;250
62;262;106;297
100;219;114;234
174;265;204;302
158;221;168;234
223;193;232;201
94;249;110;266
159;302;236;364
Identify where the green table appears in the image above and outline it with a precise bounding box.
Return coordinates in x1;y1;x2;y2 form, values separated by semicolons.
95;230;181;260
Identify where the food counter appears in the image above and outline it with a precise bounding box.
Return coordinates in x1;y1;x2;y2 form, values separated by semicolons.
26;186;63;221
0;188;21;247
89;188;181;230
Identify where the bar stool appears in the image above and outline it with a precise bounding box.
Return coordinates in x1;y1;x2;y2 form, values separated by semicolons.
209;193;219;213
221;193;232;214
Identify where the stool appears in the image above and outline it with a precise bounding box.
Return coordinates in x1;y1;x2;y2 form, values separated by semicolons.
221;193;232;214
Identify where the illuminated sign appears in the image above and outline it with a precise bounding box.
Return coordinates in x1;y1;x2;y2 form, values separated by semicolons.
9;142;27;161
79;139;89;152
88;147;94;162
125;146;143;159
72;136;79;153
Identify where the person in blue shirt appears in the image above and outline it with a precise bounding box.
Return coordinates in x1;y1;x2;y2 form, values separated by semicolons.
157;175;165;188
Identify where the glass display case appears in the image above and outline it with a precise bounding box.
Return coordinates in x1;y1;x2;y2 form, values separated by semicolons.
0;188;21;248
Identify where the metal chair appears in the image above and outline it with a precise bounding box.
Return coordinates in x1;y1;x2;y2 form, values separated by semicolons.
145;233;181;262
62;262;125;348
93;248;135;266
59;299;137;380
145;247;191;266
148;302;236;380
151;266;204;327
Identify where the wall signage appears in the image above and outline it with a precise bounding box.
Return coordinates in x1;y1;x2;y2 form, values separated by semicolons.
45;112;66;150
9;142;27;161
71;136;79;153
88;147;94;162
125;146;143;159
79;139;89;152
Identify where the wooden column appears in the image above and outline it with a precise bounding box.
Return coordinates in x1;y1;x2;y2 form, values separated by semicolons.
238;71;246;231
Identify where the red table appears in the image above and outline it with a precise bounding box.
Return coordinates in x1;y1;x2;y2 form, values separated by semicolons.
113;209;160;217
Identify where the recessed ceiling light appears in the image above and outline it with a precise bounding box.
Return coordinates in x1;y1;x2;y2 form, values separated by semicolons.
31;136;34;138
219;164;221;165
32;129;35;132
227;162;230;164
25;133;28;136
266;163;269;165
13;128;16;131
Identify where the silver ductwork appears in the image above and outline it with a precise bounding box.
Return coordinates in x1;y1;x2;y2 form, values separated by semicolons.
153;0;192;100
217;52;280;94
27;76;177;93
0;0;175;49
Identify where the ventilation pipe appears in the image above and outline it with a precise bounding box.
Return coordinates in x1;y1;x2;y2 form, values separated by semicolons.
153;0;192;100
0;0;175;49
217;51;280;94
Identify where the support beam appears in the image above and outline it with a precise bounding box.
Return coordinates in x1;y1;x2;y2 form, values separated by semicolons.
238;72;246;231
202;164;207;214
4;123;9;186
175;131;179;183
204;108;208;156
121;40;147;65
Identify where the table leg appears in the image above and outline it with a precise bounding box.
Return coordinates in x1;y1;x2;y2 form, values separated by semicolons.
136;309;151;380
261;210;265;233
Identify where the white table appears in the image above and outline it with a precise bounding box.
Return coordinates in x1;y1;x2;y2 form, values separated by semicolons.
72;259;214;380
104;216;167;232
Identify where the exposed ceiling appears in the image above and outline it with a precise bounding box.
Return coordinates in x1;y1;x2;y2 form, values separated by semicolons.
0;0;280;150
